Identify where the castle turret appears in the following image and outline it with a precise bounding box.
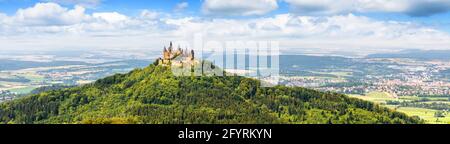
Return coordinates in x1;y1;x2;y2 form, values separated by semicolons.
189;49;195;60
184;47;189;57
163;46;170;60
158;42;196;66
168;41;173;53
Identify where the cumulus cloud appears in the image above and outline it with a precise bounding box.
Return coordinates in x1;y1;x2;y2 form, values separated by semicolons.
0;13;6;23
43;0;102;7
202;0;278;16
171;13;449;40
155;13;450;55
284;0;450;17
0;2;171;38
11;3;88;26
174;2;189;12
93;12;128;23
0;2;449;55
139;10;161;20
406;0;450;16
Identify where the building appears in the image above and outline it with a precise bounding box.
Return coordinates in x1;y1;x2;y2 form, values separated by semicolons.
157;42;195;66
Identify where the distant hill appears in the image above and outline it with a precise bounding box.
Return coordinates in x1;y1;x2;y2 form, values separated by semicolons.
0;59;153;71
0;60;422;124
280;55;354;69
30;85;75;95
367;49;450;60
0;60;89;71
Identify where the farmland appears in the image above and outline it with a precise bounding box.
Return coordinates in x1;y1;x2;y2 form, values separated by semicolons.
349;92;450;124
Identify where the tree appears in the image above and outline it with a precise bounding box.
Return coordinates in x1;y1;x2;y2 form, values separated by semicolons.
434;111;446;118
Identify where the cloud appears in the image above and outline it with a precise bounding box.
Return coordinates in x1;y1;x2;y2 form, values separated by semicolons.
139;10;161;20
406;0;450;17
93;12;128;23
202;0;278;16
284;0;450;17
12;3;89;26
42;0;102;7
0;3;166;36
159;13;450;54
0;2;449;55
174;2;189;12
0;13;6;22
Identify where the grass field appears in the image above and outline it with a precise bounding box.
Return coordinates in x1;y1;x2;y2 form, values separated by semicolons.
349;92;400;104
22;73;44;83
349;92;450;124
393;107;450;124
9;86;39;94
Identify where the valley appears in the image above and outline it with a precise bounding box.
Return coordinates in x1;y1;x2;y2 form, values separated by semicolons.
2;50;450;124
0;51;153;103
278;52;450;124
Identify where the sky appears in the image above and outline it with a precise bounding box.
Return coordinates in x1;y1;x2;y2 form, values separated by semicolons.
1;0;450;56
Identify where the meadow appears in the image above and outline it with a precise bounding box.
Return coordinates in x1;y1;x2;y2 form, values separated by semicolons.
349;92;450;124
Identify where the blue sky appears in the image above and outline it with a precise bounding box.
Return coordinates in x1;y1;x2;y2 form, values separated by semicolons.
0;0;199;14
1;0;449;32
1;0;450;54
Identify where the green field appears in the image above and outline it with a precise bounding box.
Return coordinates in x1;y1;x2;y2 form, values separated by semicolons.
350;92;450;124
394;107;450;124
9;86;39;94
22;73;44;83
349;92;402;104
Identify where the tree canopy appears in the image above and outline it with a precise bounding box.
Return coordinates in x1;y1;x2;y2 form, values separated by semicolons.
0;63;423;124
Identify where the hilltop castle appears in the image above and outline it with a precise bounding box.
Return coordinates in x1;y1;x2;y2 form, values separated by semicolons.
157;42;195;66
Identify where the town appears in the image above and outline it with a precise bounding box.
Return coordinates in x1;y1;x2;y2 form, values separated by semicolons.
279;57;450;97
0;90;17;103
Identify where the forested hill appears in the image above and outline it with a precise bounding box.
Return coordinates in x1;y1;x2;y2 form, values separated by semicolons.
0;62;423;124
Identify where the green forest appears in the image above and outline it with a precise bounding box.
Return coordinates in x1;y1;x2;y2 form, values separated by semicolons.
0;62;423;124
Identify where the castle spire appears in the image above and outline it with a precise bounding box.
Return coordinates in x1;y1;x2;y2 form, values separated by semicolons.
190;49;195;60
168;42;173;52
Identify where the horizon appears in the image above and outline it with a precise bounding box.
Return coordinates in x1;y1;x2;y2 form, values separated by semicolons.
3;0;450;126
0;0;450;56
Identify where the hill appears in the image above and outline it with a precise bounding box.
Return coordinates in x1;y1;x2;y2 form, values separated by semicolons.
367;49;450;60
0;62;423;124
0;60;88;71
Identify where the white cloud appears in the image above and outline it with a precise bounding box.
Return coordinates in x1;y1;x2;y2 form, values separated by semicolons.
202;0;278;16
43;0;102;7
0;13;6;23
175;2;189;12
0;3;161;34
284;0;450;16
92;12;128;23
12;3;89;26
0;2;449;55
158;13;450;54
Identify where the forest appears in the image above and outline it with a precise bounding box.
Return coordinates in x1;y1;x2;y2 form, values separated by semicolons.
0;62;423;124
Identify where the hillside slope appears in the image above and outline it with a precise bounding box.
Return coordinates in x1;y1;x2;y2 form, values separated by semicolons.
0;63;422;124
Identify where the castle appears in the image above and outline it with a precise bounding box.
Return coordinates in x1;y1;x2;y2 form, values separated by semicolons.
157;42;195;66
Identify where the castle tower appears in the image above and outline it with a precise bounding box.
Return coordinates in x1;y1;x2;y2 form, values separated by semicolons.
163;46;171;60
168;41;173;53
176;45;183;56
158;42;196;66
189;49;195;60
